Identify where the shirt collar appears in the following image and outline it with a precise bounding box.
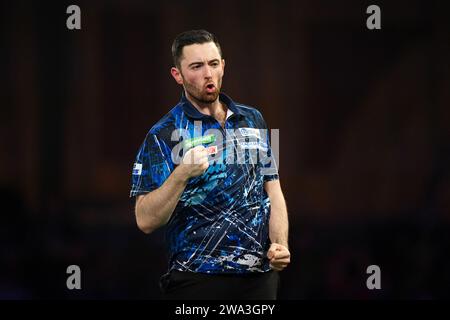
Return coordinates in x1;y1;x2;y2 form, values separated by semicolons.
180;91;245;119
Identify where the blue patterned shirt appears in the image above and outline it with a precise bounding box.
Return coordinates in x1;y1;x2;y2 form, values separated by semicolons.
130;92;278;274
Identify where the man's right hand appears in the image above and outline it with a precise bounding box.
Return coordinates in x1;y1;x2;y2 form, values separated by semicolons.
178;145;210;179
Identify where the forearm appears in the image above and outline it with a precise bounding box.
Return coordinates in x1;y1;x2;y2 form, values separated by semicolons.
135;165;189;233
266;182;289;248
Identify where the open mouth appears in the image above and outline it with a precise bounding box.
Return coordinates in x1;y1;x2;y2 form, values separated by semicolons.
205;83;216;93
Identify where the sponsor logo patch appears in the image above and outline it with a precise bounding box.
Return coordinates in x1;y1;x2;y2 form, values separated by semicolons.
239;140;268;151
206;145;218;155
238;127;261;139
133;163;142;175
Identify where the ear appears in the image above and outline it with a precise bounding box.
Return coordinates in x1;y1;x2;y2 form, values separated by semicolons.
221;59;225;75
170;67;183;85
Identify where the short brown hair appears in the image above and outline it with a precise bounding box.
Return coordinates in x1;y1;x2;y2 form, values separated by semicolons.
171;29;223;68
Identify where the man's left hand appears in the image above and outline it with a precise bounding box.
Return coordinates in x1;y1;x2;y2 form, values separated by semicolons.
267;243;291;271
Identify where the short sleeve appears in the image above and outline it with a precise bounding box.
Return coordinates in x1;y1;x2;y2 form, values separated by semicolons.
130;133;174;197
257;112;279;182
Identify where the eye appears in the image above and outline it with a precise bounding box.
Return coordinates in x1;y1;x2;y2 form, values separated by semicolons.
211;61;219;67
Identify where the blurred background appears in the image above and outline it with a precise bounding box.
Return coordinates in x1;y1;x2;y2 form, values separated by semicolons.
1;0;449;299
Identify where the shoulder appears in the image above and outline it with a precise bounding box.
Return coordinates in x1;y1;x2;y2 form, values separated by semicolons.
146;104;184;139
149;105;182;135
234;102;268;128
136;104;185;154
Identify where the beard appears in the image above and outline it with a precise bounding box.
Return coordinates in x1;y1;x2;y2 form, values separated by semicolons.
183;78;221;104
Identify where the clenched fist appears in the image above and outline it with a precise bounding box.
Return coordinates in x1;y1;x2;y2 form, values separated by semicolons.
267;243;291;271
178;145;210;179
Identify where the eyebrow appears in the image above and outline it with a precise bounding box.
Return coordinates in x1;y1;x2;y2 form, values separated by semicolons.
188;59;220;68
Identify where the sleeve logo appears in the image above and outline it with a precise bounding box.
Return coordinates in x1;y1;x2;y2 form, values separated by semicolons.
133;163;143;175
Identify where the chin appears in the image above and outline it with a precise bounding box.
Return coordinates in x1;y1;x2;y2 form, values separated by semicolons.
202;94;219;103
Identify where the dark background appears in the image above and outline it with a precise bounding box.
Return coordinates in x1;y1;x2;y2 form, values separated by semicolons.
1;0;449;299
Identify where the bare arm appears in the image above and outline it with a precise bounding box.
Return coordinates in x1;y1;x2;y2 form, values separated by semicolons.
135;146;209;234
265;179;291;271
265;180;289;247
135;165;189;234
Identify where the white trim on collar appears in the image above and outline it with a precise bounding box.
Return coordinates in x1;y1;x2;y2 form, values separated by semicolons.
226;108;234;120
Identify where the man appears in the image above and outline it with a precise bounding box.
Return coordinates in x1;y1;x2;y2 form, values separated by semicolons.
130;30;290;300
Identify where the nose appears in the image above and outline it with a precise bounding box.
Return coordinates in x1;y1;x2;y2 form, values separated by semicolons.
203;65;212;78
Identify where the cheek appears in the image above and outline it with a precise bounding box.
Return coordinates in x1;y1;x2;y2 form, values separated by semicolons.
214;69;224;79
185;73;201;84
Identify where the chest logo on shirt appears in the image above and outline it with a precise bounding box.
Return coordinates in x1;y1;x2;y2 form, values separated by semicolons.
238;140;268;151
236;128;267;151
206;145;218;155
238;127;261;139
